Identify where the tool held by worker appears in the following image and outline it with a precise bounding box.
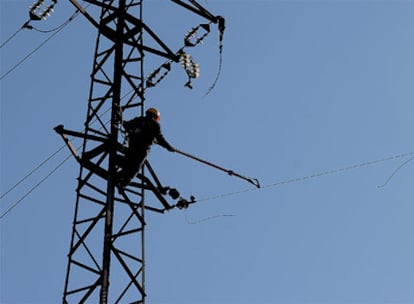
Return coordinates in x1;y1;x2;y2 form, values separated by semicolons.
175;149;261;188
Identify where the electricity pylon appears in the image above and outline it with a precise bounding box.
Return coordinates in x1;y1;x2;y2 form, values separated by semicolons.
55;1;224;303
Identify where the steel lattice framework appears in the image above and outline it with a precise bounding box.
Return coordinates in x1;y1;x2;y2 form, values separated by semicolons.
55;1;224;303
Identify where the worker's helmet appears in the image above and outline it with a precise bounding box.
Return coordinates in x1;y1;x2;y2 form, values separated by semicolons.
146;107;160;121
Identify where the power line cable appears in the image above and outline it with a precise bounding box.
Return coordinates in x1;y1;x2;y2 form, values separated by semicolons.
0;106;117;218
30;20;70;33
195;151;414;203
0;9;81;81
1;32;130;199
2;7;411;218
0;87;133;201
0;24;26;49
1;148;413;221
0;17;65;50
0;24;62;81
0;145;66;200
377;155;414;188
0;106;112;200
0;1;85;50
184;212;235;224
186;152;414;224
0;153;71;220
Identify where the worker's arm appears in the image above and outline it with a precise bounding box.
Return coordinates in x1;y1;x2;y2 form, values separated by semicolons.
155;133;175;152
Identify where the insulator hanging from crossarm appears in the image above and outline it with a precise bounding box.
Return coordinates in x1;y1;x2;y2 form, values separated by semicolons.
145;21;215;90
184;23;210;47
30;0;44;12
29;0;57;21
126;15;224;96
144;52;199;90
142;16;223;91
146;62;172;88
179;51;200;89
40;4;55;20
145;53;199;90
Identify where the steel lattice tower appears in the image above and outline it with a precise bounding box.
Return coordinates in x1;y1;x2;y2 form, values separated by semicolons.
55;1;224;303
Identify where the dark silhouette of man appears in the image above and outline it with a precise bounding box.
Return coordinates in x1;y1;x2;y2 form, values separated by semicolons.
118;107;175;187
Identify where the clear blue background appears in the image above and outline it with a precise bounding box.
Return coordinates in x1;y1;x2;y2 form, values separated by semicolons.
1;1;414;303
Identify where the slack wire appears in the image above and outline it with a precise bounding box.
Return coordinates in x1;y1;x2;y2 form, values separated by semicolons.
30;20;70;34
378;156;414;188
195;151;414;204
184;212;235;225
203;47;222;97
204;16;225;97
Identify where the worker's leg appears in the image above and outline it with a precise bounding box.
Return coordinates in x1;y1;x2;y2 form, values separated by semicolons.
118;149;147;187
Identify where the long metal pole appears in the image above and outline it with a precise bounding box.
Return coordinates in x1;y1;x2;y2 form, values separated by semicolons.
139;1;146;301
175;149;261;188
100;1;126;303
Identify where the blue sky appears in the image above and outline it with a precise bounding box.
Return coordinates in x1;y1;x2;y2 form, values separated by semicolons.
1;1;414;303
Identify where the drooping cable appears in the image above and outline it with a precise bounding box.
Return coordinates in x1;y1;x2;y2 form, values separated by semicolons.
29;19;71;33
204;16;225;97
184;212;235;225
378;155;414;188
203;45;223;97
1;0;60;49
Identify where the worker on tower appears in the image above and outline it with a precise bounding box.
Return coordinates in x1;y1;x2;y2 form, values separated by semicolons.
118;107;176;188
